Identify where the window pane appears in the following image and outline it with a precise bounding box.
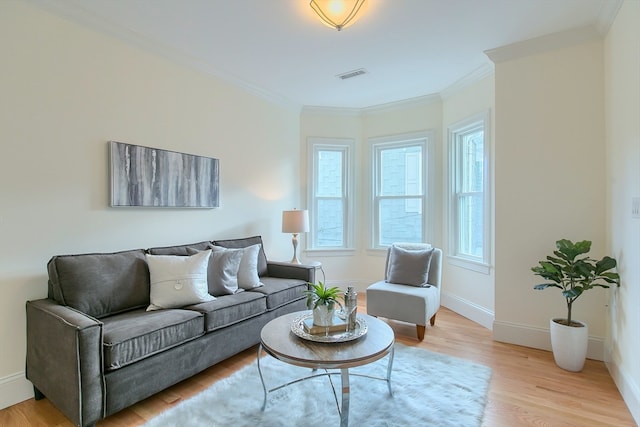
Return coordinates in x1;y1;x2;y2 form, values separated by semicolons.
317;150;343;197
379;198;422;246
458;194;483;257
317;199;343;247
380;146;423;196
461;131;483;193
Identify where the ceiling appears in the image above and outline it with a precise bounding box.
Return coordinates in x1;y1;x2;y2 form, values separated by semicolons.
29;0;620;109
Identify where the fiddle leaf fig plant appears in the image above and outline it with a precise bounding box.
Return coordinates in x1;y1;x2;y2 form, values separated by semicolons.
305;281;342;310
532;239;620;326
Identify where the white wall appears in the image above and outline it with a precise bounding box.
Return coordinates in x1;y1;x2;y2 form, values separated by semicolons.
491;34;609;356
0;2;301;409
441;76;496;329
604;1;640;421
3;1;637;421
300;98;443;289
301;81;498;329
299;109;363;285
300;83;497;329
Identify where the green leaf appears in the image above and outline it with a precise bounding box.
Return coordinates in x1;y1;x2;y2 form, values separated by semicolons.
533;239;620;316
574;260;593;278
563;287;583;299
595;256;617;274
533;283;562;290
546;255;566;265
556;239;591;262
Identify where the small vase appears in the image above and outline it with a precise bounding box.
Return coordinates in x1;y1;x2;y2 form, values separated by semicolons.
313;304;335;326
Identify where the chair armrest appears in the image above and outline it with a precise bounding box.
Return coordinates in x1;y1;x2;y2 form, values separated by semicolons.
26;299;104;427
266;261;316;283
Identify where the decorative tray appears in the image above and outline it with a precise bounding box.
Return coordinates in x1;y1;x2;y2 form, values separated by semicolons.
290;313;368;343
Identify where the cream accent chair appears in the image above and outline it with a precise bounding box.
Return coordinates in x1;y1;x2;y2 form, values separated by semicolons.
366;243;442;341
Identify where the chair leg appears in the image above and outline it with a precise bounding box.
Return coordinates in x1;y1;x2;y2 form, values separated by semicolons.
416;325;425;341
430;313;436;326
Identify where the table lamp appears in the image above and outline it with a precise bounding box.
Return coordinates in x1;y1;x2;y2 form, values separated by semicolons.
282;209;309;264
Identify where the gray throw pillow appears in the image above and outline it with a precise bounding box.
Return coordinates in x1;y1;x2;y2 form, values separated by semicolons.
236;244;264;289
386;245;434;287
188;246;243;296
212;236;268;277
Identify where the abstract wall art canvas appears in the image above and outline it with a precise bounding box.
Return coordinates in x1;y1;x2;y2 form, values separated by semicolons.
110;141;219;208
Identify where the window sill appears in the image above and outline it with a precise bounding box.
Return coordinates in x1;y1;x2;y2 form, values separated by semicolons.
304;249;356;258
447;256;492;275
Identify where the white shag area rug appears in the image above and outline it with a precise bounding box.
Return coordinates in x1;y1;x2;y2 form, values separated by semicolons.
144;343;492;427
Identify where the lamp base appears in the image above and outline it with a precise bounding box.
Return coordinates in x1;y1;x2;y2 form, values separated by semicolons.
290;233;301;264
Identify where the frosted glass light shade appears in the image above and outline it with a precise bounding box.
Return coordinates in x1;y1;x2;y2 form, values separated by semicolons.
309;0;367;31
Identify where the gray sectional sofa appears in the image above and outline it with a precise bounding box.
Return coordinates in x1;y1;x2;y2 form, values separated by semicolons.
25;236;314;427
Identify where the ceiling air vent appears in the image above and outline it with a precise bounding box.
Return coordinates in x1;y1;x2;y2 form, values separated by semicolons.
336;68;367;80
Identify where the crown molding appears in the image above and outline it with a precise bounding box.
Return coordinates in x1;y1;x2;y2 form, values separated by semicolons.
595;0;623;36
303;94;442;116
304;63;496;115
484;25;603;64
361;93;441;115
301;105;362;117
27;0;301;111
440;63;494;100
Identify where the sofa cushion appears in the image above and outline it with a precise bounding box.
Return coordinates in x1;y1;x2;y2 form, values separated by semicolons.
147;241;211;256
47;249;149;319
212;236;268;277
102;308;204;371
250;277;307;310
146;250;215;310
186;292;266;332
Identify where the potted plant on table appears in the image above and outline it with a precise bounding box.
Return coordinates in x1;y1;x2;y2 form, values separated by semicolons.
532;239;620;372
305;281;343;326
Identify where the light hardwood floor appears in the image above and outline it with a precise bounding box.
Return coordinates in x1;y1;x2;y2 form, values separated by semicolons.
1;304;636;426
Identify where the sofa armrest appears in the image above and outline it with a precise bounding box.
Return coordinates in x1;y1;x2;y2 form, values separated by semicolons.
26;299;104;427
266;261;316;284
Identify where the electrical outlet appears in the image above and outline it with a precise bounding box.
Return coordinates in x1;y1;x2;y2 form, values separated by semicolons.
633;197;640;219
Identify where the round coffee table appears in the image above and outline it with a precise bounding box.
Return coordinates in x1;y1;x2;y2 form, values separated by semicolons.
257;311;395;427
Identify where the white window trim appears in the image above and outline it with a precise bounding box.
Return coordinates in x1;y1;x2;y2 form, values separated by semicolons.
368;131;435;250
306;137;355;251
447;111;492;274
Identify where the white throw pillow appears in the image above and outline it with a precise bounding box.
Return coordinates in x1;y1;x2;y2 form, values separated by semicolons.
386;245;434;287
236;244;264;289
146;250;215;311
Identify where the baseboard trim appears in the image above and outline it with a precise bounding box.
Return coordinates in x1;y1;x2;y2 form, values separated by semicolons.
0;371;33;410
492;320;604;361
327;280;370;294
605;348;640;425
441;292;494;330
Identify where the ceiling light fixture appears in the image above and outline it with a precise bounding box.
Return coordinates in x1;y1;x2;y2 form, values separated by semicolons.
310;0;367;31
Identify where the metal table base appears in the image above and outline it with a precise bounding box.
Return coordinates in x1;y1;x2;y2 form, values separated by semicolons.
257;343;394;427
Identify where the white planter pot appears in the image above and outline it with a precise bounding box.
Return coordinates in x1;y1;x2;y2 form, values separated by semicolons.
549;318;588;372
313;304;335;326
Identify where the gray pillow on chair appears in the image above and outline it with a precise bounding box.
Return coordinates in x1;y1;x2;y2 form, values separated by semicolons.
386;245;434;287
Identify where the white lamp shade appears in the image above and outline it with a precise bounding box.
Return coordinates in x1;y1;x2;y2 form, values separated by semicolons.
282;210;310;234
